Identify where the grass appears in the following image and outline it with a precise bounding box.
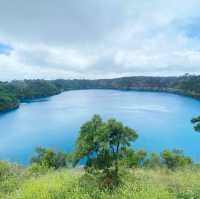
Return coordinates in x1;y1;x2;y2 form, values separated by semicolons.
1;163;200;199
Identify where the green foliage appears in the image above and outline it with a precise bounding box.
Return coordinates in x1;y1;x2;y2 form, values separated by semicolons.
119;148;192;170
0;161;26;196
73;115;138;187
120;148;147;168
161;149;192;170
0;92;19;112
144;153;162;168
17;80;61;99
2;167;200;199
0;161;11;179
31;147;68;169
191;116;200;132
27;163;51;176
0;80;60;112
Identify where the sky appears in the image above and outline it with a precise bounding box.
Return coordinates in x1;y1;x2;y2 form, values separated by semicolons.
1;0;200;80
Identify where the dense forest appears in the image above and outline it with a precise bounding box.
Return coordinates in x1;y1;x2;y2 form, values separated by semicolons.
1;74;200;112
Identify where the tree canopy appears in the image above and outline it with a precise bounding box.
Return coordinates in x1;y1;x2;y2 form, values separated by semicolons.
191;116;200;132
31;147;68;169
73;115;138;187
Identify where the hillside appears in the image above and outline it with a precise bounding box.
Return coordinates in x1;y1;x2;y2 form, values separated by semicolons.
0;80;61;112
1;163;200;199
1;74;200;112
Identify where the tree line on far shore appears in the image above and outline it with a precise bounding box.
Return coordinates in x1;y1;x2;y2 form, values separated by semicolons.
2;74;200;112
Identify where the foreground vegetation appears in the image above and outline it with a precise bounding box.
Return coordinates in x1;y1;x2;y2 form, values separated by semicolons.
0;115;198;198
1;162;200;199
1;74;200;112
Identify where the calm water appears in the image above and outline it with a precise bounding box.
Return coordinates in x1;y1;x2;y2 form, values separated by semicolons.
0;89;200;164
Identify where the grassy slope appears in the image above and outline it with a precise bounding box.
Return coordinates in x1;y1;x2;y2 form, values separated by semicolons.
1;167;200;199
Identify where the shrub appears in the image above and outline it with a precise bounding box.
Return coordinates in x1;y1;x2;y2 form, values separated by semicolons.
144;153;162;168
31;147;68;169
120;148;147;168
161;149;192;170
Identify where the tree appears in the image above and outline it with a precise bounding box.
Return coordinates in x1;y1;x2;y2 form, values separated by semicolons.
191;116;200;132
144;153;162;168
31;147;68;169
73;115;138;187
120;148;147;168
161;149;192;170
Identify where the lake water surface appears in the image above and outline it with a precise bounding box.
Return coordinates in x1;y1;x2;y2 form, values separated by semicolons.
0;89;200;164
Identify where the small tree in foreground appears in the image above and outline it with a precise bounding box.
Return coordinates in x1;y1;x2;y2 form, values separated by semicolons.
73;115;138;188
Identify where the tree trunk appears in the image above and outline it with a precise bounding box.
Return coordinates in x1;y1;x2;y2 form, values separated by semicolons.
115;143;120;177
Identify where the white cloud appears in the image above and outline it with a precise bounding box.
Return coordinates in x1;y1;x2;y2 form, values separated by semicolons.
1;0;200;80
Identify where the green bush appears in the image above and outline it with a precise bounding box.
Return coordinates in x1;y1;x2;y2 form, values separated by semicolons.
120;148;147;168
161;149;192;170
144;153;163;168
31;147;69;169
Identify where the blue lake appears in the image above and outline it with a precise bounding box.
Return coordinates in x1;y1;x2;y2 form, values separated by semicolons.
0;89;200;164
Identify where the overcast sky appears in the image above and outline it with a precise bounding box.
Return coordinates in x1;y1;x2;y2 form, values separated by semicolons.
0;0;200;80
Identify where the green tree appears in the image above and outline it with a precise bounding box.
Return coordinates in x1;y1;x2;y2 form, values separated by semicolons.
144;153;162;168
120;148;147;168
191;116;200;132
73;115;138;187
161;149;192;170
31;147;68;169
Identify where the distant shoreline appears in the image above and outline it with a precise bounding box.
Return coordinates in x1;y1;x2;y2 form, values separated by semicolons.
1;75;200;113
2;88;200;115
